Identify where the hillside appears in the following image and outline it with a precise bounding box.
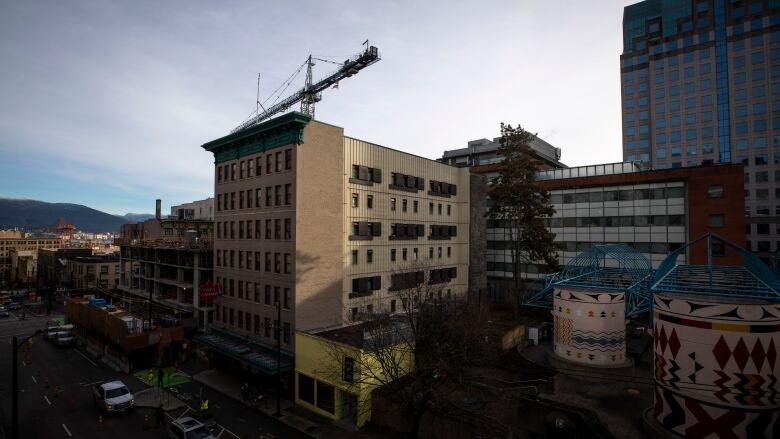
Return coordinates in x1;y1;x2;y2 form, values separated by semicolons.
0;198;130;233
123;213;155;223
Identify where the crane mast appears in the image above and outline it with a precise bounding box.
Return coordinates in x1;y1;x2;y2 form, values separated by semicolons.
232;45;380;133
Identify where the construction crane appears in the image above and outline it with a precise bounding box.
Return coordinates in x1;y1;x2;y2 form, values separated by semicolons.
231;43;381;133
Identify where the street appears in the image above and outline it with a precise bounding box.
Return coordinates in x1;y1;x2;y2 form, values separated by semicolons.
0;310;310;439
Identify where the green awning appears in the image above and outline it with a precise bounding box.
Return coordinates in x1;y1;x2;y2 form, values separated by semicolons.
194;326;293;374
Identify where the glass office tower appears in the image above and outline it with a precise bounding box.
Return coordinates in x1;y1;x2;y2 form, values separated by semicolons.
621;0;780;260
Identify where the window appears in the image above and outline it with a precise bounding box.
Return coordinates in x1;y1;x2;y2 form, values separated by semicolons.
285;184;292;205
285;149;292;170
276;151;282;172
343;357;355;383
351;193;359;208
708;214;725;227
390;198;396;211
367;249;373;264
708;185;724;198
284;288;291;309
351;250;358;265
413;200;418;213
390;248;396;261
367;195;373;209
402;199;408;212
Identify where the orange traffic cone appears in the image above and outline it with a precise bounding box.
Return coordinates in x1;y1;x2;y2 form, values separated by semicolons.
143;413;149;430
98;415;104;432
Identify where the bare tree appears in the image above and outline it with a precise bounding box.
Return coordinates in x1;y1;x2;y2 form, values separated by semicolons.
318;267;495;438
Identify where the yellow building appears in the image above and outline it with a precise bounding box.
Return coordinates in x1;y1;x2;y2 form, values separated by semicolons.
295;321;413;427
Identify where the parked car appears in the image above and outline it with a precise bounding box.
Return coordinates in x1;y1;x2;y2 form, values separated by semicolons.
54;331;75;347
7;302;21;310
168;417;216;439
92;381;134;414
0;306;9;318
46;324;74;341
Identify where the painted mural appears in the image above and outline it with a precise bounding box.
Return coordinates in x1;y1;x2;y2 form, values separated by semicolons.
653;293;780;438
551;287;626;366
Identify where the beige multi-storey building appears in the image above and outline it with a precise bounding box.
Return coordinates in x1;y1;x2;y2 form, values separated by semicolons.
0;232;62;285
201;112;481;353
64;254;120;290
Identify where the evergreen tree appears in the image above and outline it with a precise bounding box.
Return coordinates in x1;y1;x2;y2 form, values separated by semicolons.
488;123;559;297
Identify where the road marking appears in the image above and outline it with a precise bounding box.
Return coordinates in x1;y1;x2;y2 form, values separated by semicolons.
82;380;102;387
62;423;72;437
31;376;37;384
74;349;97;366
44;396;51;405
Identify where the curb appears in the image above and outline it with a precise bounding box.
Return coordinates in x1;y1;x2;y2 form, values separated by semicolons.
191;374;320;438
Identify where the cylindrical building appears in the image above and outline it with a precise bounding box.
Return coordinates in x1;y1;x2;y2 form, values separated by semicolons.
653;293;780;437
551;287;627;366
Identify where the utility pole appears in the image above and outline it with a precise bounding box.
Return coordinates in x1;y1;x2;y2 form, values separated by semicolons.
12;330;41;439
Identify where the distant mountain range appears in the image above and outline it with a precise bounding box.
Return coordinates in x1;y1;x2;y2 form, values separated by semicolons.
0;198;153;233
122;213;155;223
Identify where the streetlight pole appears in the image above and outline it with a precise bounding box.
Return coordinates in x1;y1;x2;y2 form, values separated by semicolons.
12;330;41;439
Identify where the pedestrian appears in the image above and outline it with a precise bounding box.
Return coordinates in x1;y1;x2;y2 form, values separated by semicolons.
155;404;164;428
240;383;247;401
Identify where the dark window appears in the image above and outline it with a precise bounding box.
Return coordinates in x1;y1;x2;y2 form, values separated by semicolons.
708;185;724;198
708;214;725;227
298;374;315;405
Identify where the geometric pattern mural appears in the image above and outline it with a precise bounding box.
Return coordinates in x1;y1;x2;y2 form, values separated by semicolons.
653;294;780;438
552;287;626;366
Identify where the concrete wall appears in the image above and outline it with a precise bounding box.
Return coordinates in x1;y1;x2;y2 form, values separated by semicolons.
294;121;345;331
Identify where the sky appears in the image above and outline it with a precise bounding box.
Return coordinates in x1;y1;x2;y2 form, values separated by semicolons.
0;0;631;215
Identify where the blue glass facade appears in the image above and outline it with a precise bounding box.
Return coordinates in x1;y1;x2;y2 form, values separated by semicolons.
714;0;731;162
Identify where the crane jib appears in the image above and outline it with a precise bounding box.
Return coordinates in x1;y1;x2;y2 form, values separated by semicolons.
231;45;380;133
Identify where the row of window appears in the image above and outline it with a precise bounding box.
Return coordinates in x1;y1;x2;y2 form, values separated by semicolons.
351;193;453;215
351;267;459;296
217;185;292;211
216;276;291;308
350;165;458;196
216;149;293;183
487;240;683;254
350;245;453;264
545;214;685;228
348;222;458;241
216;219;292;240
214;304;291;344
216;250;292;274
549;187;685;204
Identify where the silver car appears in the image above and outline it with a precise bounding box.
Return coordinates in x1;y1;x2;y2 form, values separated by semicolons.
168;417;216;439
0;306;8;317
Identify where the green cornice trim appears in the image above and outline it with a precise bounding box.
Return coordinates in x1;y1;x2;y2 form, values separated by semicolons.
201;112;312;163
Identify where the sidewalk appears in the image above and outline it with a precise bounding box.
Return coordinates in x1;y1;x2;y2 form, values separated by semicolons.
192;370;375;439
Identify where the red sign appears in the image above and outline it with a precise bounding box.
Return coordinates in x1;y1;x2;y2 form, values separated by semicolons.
199;282;219;302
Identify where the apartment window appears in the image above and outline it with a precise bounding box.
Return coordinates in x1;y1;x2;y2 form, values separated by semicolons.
708;214;725;227
413;200;418;213
283;322;291;344
284;288;291;309
217;194;222;211
284;253;291;274
231;163;236;180
247;220;253;238
256;188;262;207
447;205;451;216
229;279;234;296
412;248;418;260
275;219;281;239
265;285;271;305
447;247;451;257
255;252;261;270
402;199;408;212
240;161;246;179
429;203;434;214
255;220;262;239
246;189;253;208
265;253;272;272
266;186;272;206
390;249;396;261
274;253;281;273
352;193;359;208
239;222;245;239
284;218;292;240
229;308;235;326
351;250;358;265
247;159;254;177
266;220;272;239
402;248;408;260
264;317;271;337
285;149;292;170
285;184;292;205
238;251;244;269
429;247;434;258
438;247;442;258
230;192;235;210
256;157;262;175
275;185;282;205
218;167;223;182
266;155;273;173
276;152;282;172
390;198;396;211
230;222;235;239
367;195;373;209
367;249;373;263
238;280;244;299
254;284;261;303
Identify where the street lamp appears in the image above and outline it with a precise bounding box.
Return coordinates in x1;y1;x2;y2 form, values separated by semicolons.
11;329;43;439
